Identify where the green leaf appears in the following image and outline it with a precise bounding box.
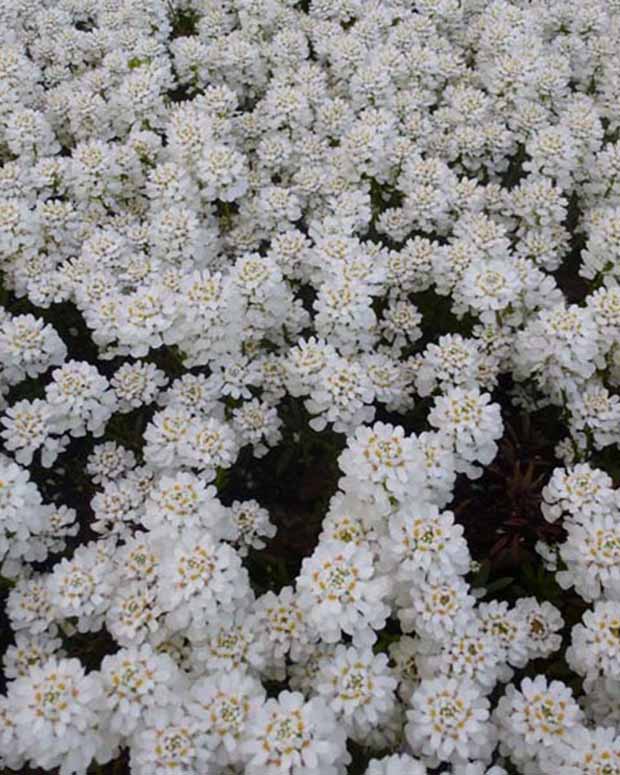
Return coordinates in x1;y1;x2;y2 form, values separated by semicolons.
485;576;514;595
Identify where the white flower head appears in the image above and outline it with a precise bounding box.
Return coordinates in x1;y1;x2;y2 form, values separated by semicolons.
129;706;211;775
428;387;503;475
381;502;470;582
406;677;494;767
157;527;252;632
494;675;582;766
364;753;428;775
100;644;185;737
8;657;109;774
185;668;265;767
242;691;349;775
297;539;391;647
316;644;398;742
338;422;427;509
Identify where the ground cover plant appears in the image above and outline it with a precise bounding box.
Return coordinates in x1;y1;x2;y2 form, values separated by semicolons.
2;0;620;773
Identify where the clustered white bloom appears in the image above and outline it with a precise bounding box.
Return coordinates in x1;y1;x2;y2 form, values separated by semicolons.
0;0;619;773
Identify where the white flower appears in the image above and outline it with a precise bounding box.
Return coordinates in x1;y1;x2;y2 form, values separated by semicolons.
361;351;414;411
414;431;458;509
397;577;477;640
337;422;426;510
381;297;423;353
477;600;529;669
553;725;620;775
100;644;184;737
514;304;600;403
229;499;277;556
142;472;231;538
364;754;428;775
0;459;46;566
0;196;40;263
5;107;59;161
49;540;117;633
582;677;620;728
415;335;484;397
185;668;265;767
115;533;161;587
8;657;111;775
567;601;620;688
541;464;618;526
457;256;522;324
5;6;620;768
524;124;578;189
305;355;376;435
106;581;163;647
242;691;349;775
417;624;506;694
116;284;178;358
313;277;378;354
509;176;567;229
0;312;66;384
143;406;194;470
380;502;470;582
406;677;494;766
197;142;249;202
428;387;503;475
111;361;168;412
129;706;211;775
232;398;283;458
285;337;337;397
587;286;620;348
297;539;391;647
1;398;64;467
319;491;385;550
178;415;239;481
557;513;620;601
448;765;507;775
36;503;79;558
6;574;54;635
316;644;398;742
513;597;563;661
45;360;117;438
494;676;582;767
87;441;136;484
568;383;620;450
389;635;424;703
157;527;252;632
581;207;620;284
90;482;138;535
158;372;221;415
2;632;64;680
0;695;25;771
148;205;215;268
190;610;267;676
145;161;199;207
253;586;316;666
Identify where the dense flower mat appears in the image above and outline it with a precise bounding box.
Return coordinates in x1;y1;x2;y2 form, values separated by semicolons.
2;0;620;773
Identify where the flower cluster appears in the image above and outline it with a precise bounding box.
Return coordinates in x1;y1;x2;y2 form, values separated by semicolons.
0;0;620;774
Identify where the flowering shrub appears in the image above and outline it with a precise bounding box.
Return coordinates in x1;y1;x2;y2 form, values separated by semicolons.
2;0;620;773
